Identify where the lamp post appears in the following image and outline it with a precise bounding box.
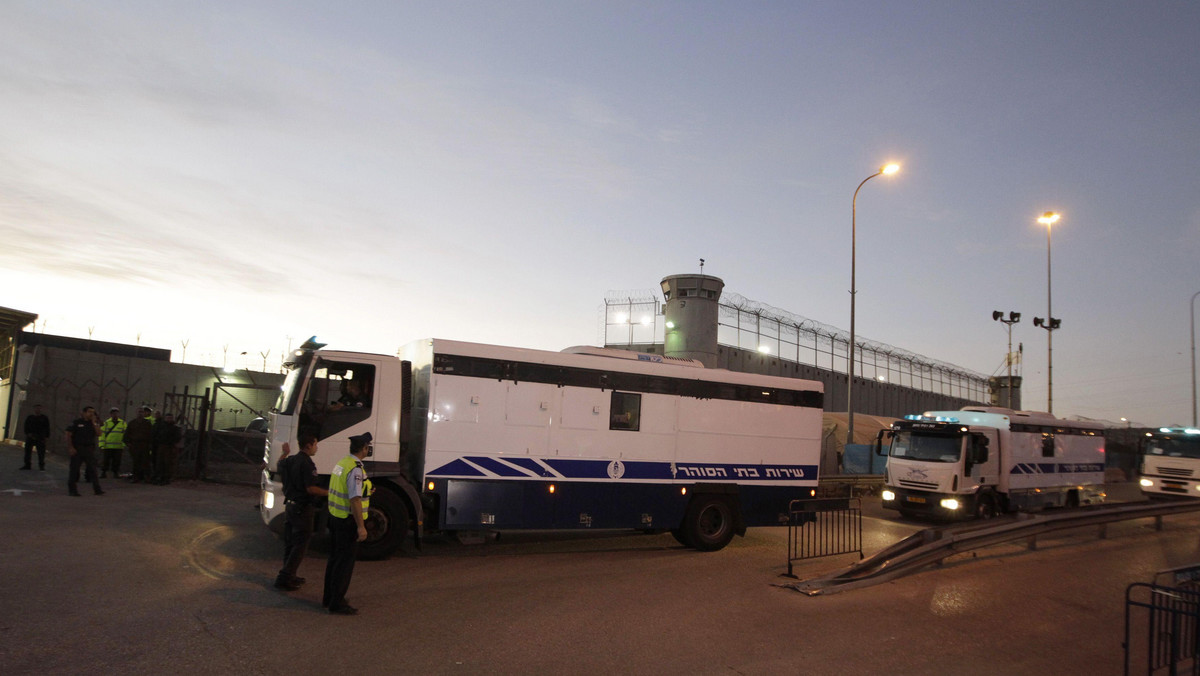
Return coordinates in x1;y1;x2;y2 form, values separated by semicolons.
847;162;900;446
1033;211;1061;414
992;311;1021;408
1191;291;1200;426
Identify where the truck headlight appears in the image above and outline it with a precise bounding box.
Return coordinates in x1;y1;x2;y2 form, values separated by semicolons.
881;490;895;502
939;498;961;510
1139;478;1154;488
263;490;275;510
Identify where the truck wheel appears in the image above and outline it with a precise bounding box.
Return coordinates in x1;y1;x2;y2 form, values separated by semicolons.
683;496;736;551
974;494;997;520
359;488;410;560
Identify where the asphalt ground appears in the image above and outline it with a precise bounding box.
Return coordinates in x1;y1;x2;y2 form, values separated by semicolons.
2;441;1197;676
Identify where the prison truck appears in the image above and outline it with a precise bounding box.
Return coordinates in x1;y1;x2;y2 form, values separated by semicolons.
259;338;825;557
1139;427;1200;499
876;407;1106;520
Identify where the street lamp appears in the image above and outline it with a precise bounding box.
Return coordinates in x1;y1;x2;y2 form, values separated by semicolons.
992;310;1021;408
1033;211;1061;414
848;162;900;446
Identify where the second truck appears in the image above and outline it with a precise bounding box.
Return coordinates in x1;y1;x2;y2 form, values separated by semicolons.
877;407;1106;519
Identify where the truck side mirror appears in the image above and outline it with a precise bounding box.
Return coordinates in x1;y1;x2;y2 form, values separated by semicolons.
874;429;891;457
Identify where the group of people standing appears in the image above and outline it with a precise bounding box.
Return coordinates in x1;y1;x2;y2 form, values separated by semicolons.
22;404;186;495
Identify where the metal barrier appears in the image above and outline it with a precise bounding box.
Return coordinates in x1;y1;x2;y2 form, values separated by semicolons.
785;497;862;578
784;499;1200;596
1125;566;1200;675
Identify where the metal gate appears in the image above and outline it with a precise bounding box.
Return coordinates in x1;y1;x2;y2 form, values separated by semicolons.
202;382;280;484
1125;565;1200;675
784;496;862;578
163;387;209;481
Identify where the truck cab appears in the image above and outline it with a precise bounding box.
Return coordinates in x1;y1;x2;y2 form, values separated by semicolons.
877;413;1003;519
1140;427;1200;499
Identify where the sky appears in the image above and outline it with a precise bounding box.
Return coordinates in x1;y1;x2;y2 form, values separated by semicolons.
2;1;1199;426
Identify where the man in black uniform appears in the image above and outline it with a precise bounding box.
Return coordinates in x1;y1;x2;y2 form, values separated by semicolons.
22;403;51;470
151;412;182;485
65;406;104;496
275;433;328;591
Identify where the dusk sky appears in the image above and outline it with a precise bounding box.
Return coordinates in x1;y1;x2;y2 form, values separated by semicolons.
2;2;1198;426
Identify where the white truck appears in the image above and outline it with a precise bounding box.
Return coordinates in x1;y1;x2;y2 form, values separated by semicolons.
1139;427;1200;499
260;337;825;557
877;407;1106;519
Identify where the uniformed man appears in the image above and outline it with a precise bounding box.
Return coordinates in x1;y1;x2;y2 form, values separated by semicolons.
65;406;104;496
99;407;127;478
151;412;182;485
21;403;51;471
275;433;329;591
124;406;154;483
322;432;373;615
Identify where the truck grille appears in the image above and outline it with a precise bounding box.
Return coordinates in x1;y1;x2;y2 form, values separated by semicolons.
898;479;938;490
1159;467;1195;478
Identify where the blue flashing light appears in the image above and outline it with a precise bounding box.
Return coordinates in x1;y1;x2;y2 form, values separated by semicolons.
1155;427;1200;436
903;414;960;423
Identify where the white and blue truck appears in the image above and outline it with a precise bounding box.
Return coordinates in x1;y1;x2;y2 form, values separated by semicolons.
877;407;1106;520
1139;427;1200;499
260;338;825;556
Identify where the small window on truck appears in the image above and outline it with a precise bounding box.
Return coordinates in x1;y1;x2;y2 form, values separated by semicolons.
1042;433;1055;457
610;391;641;431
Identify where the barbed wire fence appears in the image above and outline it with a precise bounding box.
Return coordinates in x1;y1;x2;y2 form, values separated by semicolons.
601;289;989;402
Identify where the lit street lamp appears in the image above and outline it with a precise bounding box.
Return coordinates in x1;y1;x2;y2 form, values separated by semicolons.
1033;211;1061;414
992;310;1021;408
847;162;900;446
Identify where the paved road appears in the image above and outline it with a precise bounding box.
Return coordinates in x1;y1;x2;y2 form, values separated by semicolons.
1;442;1196;675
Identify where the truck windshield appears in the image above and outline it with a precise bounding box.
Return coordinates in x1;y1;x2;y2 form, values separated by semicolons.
1147;437;1200;459
889;431;963;463
274;351;315;415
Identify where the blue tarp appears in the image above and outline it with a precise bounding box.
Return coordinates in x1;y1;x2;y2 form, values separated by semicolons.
842;443;884;475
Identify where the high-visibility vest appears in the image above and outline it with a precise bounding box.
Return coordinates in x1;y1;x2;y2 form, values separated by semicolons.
328;455;370;519
99;419;127;449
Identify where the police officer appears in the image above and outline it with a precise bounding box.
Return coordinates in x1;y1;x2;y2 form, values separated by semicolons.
65;406;104;496
322;432;373;615
99;407;127;478
275;433;329;591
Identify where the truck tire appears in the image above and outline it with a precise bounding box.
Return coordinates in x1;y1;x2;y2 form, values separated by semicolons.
682;495;736;551
359;488;410;560
974;493;997;520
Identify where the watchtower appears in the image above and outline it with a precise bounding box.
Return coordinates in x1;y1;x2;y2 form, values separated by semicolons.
660;274;724;367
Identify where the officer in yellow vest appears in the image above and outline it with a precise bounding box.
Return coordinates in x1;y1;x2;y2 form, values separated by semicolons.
99;407;127;478
322;432;373;615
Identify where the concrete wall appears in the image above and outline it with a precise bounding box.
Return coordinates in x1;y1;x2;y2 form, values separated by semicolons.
621;341;981;419
6;341;283;454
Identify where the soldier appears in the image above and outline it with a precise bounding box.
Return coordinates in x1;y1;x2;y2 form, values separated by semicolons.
99;407;127;478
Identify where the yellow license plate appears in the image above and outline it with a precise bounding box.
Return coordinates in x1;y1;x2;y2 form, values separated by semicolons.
906;495;927;504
